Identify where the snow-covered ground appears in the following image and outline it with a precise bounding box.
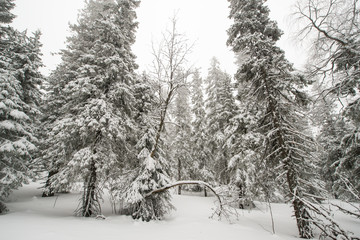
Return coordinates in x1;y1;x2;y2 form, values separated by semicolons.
1;182;359;240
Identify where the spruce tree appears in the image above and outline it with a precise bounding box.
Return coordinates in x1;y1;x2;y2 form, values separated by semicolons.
121;73;174;221
225;102;262;208
313;96;348;199
0;0;15;24
0;0;43;213
227;0;319;238
205;57;237;185
189;70;214;194
42;0;140;217
172;84;192;194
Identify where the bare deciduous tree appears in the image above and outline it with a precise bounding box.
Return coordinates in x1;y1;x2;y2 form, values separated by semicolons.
294;0;360;95
149;14;194;158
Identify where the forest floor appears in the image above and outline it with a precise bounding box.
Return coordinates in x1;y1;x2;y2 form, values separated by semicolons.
1;181;359;240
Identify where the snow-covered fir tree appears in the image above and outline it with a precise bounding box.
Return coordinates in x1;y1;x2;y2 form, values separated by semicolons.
41;0;140;217
40;64;72;197
120;73;174;221
0;0;44;214
189;69;214;195
227;0;324;238
0;0;15;24
312;95;348;199
225;100;262;208
204;57;237;185
171;84;192;194
335;101;360;198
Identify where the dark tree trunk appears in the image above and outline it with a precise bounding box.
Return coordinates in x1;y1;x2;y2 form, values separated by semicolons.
204;187;207;197
0;201;8;214
237;182;245;209
42;169;58;197
285;163;313;239
178;158;181;195
82;160;97;217
151;87;175;158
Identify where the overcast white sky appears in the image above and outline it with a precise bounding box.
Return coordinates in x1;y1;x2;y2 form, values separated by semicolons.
11;0;308;76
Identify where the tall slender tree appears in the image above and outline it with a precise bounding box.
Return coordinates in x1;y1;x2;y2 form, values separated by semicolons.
189;70;214;194
172;84;192;194
205;57;237;185
227;0;320;238
42;0;140;217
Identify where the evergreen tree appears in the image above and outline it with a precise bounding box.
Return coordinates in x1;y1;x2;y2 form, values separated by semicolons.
0;0;43;213
313;96;348;199
227;0;321;238
172;84;192;194
189;70;214;194
335;101;360;197
42;0;140;217
225;103;262;208
0;0;15;24
121;73;174;221
205;57;237;185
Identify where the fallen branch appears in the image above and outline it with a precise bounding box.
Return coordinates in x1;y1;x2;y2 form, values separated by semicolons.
298;195;356;240
145;180;223;213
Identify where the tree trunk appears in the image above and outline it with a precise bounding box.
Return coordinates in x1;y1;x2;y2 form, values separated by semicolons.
204;187;207;197
177;158;181;195
265;84;313;239
150;88;175;158
82;160;97;217
42;169;58;197
0;201;8;214
286;165;313;239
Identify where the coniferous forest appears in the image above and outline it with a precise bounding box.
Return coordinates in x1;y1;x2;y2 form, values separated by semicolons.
1;0;359;239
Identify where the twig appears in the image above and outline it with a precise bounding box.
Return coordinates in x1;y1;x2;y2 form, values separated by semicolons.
53;195;59;208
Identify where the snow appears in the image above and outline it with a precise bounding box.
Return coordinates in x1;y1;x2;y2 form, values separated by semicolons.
1;182;359;240
0;120;16;131
9;109;29;120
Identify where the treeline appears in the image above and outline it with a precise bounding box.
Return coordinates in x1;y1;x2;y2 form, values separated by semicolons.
0;0;359;239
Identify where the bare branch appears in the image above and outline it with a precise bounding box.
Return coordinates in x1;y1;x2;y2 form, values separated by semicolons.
149;14;194;158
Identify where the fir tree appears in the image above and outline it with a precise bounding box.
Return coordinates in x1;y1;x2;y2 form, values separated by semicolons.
121;74;174;221
172;84;192;194
42;0;140;217
225;103;262;208
189;69;214;194
0;0;15;24
335;101;360;197
0;0;43;213
205;57;237;185
227;0;320;238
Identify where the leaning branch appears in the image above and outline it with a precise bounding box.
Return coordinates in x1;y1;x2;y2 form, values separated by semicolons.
145;180;223;211
332;203;360;219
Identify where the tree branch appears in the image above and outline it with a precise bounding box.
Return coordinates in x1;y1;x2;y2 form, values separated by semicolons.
145;180;224;212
